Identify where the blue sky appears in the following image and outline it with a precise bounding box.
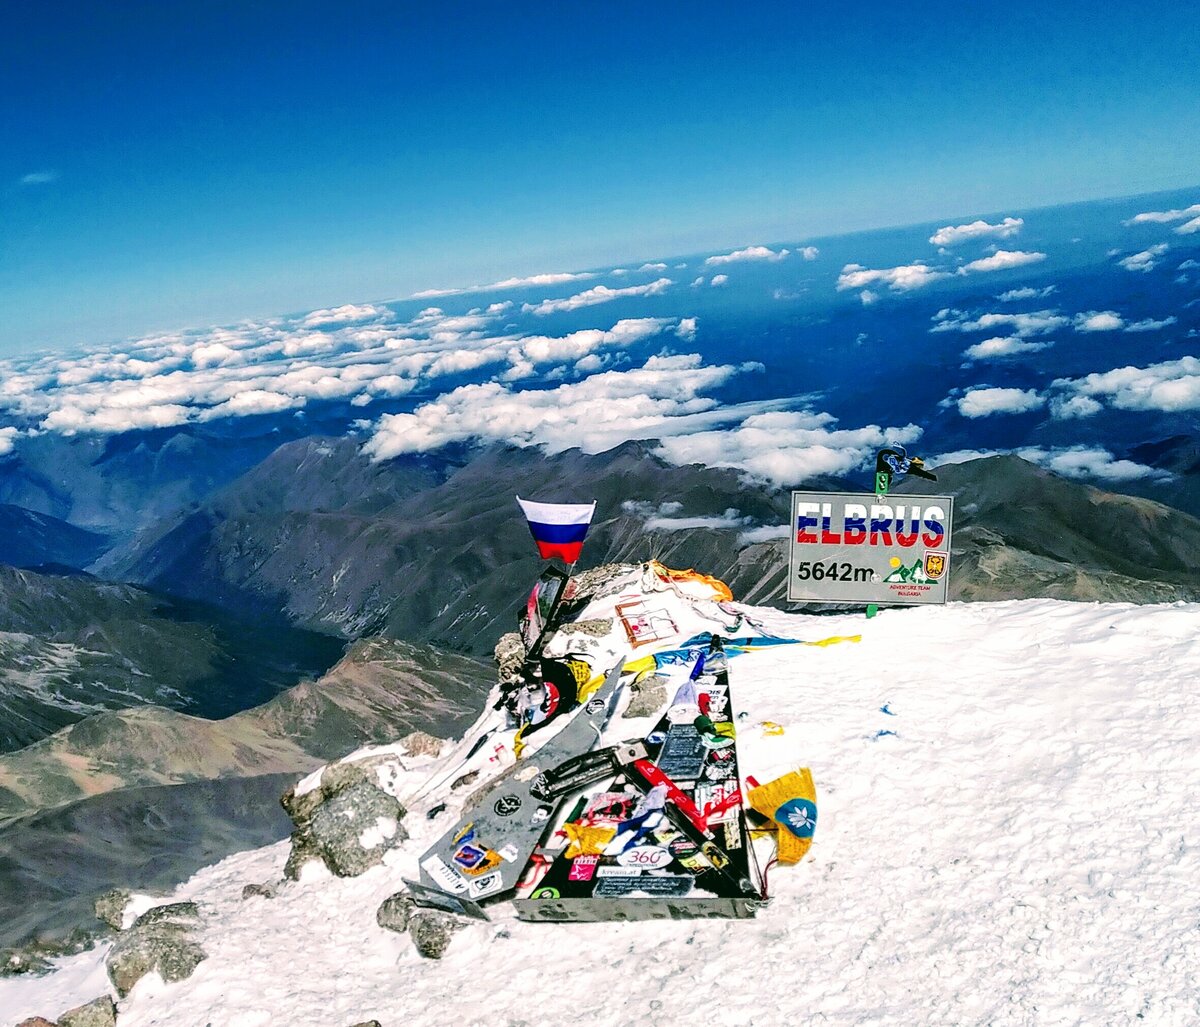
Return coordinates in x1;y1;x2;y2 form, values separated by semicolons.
2;1;1197;354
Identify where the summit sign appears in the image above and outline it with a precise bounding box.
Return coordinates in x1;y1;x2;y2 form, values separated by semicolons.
787;491;955;605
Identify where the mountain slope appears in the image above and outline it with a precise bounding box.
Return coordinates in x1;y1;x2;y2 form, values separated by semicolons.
0;505;109;570
0;638;488;822
897;454;1200;600
0;565;344;753
102;438;803;651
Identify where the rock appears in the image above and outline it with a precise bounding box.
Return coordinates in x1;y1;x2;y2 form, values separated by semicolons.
626;674;669;718
130;901;199;930
556;617;613;638
282;757;409;879
1;948;53;977
568;562;632;602
57;996;118;1027
347;1021;383;1027
400;730;443;757
309;781;407;877
408;909;465;960
376;892;414;934
16;1017;58;1027
106;920;206;998
283;828;323;881
93;889;131;930
494;631;526;686
449;770;478;791
241;882;277;900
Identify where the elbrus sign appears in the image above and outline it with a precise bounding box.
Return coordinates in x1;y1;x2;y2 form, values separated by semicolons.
787;491;955;605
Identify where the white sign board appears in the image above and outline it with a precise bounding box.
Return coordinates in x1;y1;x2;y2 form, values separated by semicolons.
787;491;954;605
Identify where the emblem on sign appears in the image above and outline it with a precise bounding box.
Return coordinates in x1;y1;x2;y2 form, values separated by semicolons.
923;552;947;579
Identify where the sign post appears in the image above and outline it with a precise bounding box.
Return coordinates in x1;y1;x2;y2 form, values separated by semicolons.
787;491;954;606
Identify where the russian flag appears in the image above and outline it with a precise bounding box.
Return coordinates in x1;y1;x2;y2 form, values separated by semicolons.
516;497;596;564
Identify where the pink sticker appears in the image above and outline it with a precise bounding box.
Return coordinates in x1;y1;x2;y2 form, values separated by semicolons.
568;855;600;881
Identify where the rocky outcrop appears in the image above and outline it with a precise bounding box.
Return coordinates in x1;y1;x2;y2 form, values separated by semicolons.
281;751;415;879
92;890;130;931
57;996;118;1027
241;881;277;900
106;901;206;998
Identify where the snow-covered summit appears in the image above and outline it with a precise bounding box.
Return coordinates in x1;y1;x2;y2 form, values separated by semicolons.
6;572;1200;1026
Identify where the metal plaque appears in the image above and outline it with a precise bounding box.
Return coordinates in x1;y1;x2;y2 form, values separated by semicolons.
786;491;954;605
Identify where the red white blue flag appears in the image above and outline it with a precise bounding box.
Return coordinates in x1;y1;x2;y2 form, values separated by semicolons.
516;497;596;564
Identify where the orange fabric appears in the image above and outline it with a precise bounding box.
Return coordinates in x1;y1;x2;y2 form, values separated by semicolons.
647;560;734;602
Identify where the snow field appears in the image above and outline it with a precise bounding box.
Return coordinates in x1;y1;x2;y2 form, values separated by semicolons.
5;599;1199;1027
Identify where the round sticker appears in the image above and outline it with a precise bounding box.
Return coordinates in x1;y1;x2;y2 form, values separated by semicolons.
776;798;817;839
531;887;560;900
493;794;523;818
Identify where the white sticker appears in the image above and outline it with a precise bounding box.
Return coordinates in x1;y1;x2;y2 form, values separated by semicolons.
468;871;504;899
498;844;520;863
421;855;468;894
616;845;673;870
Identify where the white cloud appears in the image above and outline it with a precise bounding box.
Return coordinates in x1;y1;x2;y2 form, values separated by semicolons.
412;271;597;299
957;250;1047;275
522;278;672;316
931;308;1067;336
838;262;949;292
798;246;819;260
710;274;729;288
929;217;1023;247
932;445;1166;482
655;409;923;486
363;354;768;460
514;318;673;366
859;290;879;306
1074;311;1124;332
301;303;389;327
20;171;59;185
1125;316;1177;333
1177;216;1200;235
737;523;790;546
1179;260;1200;270
0;426;19;455
1049;394;1103;419
675;317;698;341
1118;244;1169;273
1124;203;1200;225
705;245;789;266
638;262;668;272
962;336;1052;361
998;286;1057;302
956;387;1045;418
1054;356;1200;414
622;500;752;532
